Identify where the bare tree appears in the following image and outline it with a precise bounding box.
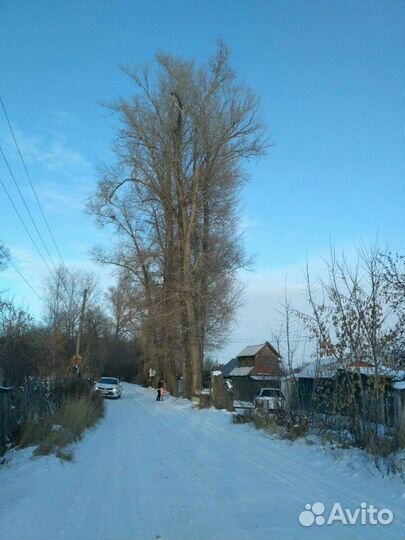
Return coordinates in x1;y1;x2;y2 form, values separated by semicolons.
270;282;307;417
88;43;267;397
0;299;36;385
299;246;401;447
41;265;99;373
104;276;140;340
382;252;405;354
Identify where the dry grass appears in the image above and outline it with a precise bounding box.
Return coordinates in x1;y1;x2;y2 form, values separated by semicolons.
246;409;309;442
397;414;405;450
367;433;398;458
285;418;309;441
56;395;104;437
34;429;72;456
19;392;104;460
252;411;283;436
19;414;52;448
55;448;74;462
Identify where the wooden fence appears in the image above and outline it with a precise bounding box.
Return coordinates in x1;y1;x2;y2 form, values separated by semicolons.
0;387;15;454
0;377;94;455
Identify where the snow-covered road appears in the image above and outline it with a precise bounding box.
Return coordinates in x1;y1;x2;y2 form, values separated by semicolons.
1;383;404;540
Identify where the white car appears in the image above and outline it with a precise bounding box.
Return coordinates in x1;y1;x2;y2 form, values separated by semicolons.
254;387;285;411
94;377;122;399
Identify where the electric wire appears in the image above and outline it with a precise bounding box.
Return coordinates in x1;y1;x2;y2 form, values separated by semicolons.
0;175;53;274
0;97;66;265
0;245;44;301
0;144;58;272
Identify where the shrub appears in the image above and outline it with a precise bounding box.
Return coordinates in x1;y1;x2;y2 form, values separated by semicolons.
285;418;308;441
252;411;283;436
56;394;104;437
17;377;104;460
19;413;51;448
33;393;104;458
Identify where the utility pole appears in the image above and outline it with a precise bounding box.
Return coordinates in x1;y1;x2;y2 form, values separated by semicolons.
75;288;88;359
70;288;88;375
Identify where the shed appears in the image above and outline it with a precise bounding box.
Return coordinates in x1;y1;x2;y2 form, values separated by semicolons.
230;342;283;402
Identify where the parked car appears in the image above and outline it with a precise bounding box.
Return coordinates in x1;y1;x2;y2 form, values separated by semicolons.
94;377;122;399
254;387;285;411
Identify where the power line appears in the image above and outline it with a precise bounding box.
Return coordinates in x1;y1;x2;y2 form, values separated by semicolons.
0;144;58;272
0;156;73;303
0;102;77;308
0;97;65;265
0;245;43;302
215;337;314;344
0;175;53;274
0;99;78;304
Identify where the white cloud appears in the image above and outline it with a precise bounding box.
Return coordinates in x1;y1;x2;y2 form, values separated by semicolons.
37;184;80;212
35;180;92;215
0;114;114;317
10;131;90;175
214;267;309;365
0;113;92;179
213;242;364;365
1;243;115;320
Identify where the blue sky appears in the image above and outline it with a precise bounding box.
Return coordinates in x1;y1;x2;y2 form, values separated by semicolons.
0;0;404;362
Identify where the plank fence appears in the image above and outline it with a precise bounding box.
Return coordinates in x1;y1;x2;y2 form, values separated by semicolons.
0;377;94;455
0;381;53;455
0;387;15;453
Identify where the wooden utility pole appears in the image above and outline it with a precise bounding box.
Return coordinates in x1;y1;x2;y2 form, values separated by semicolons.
70;288;88;375
75;288;88;358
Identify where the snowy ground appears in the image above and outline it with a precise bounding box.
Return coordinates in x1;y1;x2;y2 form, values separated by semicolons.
1;383;405;540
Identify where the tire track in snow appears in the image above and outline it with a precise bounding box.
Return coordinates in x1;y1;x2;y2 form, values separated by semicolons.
140;390;404;540
172;400;405;521
132;392;255;540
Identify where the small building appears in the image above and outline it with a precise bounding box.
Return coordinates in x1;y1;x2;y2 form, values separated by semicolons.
230;342;283;402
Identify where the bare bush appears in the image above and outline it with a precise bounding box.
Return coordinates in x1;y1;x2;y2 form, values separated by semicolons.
295;246;404;457
17;378;104;460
